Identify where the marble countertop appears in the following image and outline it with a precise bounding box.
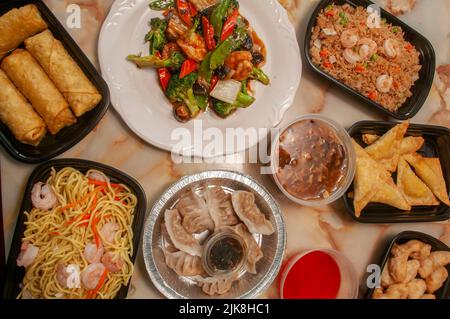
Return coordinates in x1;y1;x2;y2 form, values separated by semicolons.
1;0;449;299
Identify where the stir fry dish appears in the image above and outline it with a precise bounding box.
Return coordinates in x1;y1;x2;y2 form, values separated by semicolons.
127;0;269;122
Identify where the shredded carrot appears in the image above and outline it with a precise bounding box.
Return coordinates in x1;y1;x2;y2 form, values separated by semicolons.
85;269;109;299
60;186;104;212
92;215;101;248
355;65;365;73
88;179;122;189
323;61;333;69
405;43;414;51
50;231;60;236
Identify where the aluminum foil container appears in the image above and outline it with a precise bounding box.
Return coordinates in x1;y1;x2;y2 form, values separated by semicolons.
143;170;286;299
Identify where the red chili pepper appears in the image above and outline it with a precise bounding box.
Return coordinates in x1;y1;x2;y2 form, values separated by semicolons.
220;8;239;42
202;16;216;51
210;75;219;91
176;0;192;26
189;1;198;16
179;59;198;79
158;68;171;91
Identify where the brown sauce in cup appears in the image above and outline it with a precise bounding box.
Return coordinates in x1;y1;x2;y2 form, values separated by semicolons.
209;236;244;272
276;119;347;201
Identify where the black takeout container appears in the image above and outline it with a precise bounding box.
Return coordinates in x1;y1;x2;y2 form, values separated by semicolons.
0;0;110;163
344;121;450;223
304;0;435;120
2;159;147;299
366;231;450;299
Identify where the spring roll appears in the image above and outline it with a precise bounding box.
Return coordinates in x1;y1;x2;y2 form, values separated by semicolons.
1;49;76;135
0;70;46;146
25;30;102;117
0;4;48;59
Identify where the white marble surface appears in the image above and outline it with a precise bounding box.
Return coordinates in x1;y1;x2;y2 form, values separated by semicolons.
1;0;449;298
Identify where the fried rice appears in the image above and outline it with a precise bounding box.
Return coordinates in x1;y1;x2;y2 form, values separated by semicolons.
309;3;421;112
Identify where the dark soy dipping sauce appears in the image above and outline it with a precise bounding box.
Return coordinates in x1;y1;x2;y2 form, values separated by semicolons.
209;237;244;272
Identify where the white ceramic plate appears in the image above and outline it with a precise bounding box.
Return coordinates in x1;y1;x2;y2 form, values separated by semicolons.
99;0;301;157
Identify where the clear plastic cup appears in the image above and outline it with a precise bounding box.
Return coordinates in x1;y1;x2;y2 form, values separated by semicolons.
270;114;356;206
279;248;359;299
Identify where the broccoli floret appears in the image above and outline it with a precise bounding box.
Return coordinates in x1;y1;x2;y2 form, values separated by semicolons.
212;92;255;117
145;17;167;54
249;67;270;85
127;51;185;68
166;72;200;117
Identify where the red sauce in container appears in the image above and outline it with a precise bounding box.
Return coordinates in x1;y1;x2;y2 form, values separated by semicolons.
280;250;341;299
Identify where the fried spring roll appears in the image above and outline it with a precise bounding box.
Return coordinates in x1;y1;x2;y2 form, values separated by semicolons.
0;4;48;59
1;49;76;135
25;30;102;117
0;70;46;146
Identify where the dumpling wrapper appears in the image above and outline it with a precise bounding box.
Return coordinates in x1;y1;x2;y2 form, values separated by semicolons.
364;122;409;172
370;177;411;211
164;209;202;257
24;30;102;117
404;154;450;206
397;158;439;206
161;223;204;276
203;186;238;230
231;191;274;235
352;140;390;217
221;224;263;274
193;275;236;296
176;188;214;234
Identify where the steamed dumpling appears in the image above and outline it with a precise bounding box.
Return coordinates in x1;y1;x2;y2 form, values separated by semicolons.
161;223;204;276
176;188;214;234
193;275;236;296
164;209;202;256
203;186;238;230
222;224;263;274
231;191;274;235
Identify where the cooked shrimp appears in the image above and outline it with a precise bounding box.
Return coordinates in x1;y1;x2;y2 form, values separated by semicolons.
100;222;120;244
225;51;254;81
358;38;377;59
16;241;39;267
31;182;58;210
376;74;393;93
176;30;207;62
81;263;106;290
384;39;400;58
56;263;81;289
86;170;109;183
84;243;104;264
161;43;180;59
343;48;361;64
340;28;359;48
101;252;124;273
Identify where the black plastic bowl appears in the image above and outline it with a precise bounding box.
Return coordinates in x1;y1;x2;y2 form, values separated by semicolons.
366;231;450;299
304;0;435;120
2;159;147;299
0;0;110;163
344;121;450;223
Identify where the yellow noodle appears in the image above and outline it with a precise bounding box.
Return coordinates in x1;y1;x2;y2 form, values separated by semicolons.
18;167;137;299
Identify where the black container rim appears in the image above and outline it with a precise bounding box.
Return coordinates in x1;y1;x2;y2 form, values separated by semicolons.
2;158;148;299
304;0;436;120
365;231;450;299
0;0;110;164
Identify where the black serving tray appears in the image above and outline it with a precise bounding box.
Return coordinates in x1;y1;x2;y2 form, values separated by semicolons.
0;0;110;163
304;0;435;120
366;231;450;299
2;159;147;299
344;121;450;223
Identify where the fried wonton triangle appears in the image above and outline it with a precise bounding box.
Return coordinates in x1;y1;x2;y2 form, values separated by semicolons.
370;176;411;211
364;122;409;171
362;135;424;155
404;154;450;206
352;140;389;217
397;157;439;206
